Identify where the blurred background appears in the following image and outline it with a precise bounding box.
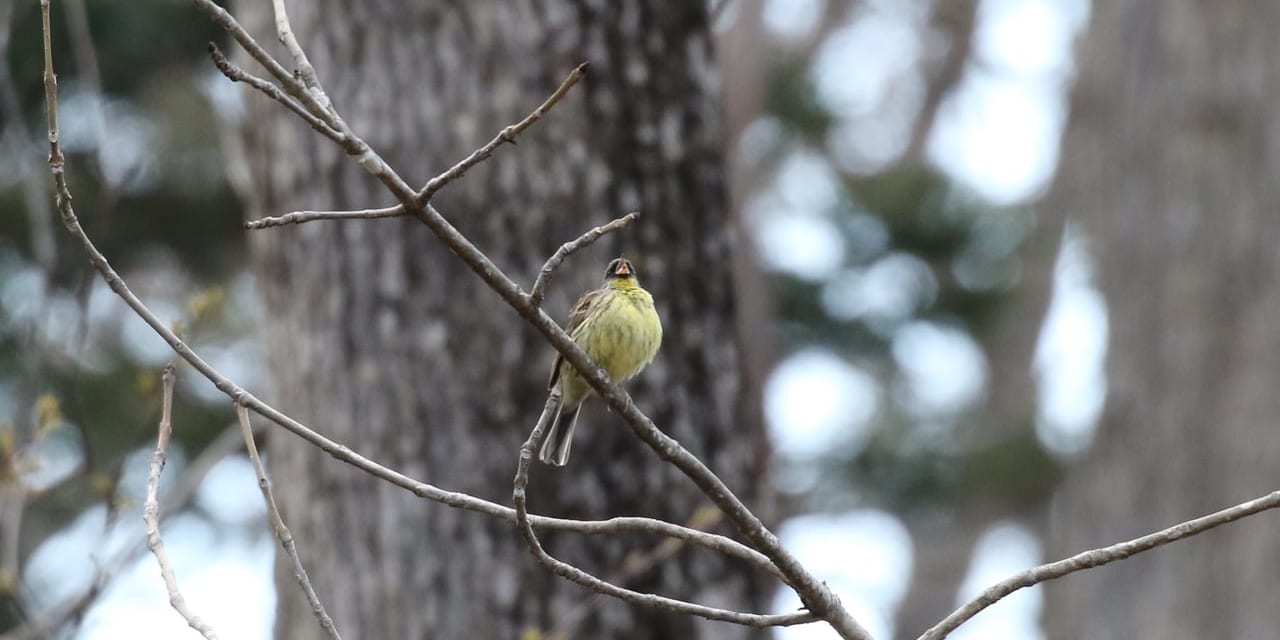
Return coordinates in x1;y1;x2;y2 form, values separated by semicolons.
3;0;1278;638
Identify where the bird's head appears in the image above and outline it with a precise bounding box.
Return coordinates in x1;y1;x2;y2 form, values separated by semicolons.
605;257;638;283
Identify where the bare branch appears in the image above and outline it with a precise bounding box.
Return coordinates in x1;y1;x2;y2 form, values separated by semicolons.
235;404;340;639
512;395;816;629
207;43;344;143
245;204;403;230
528;211;639;307
920;489;1280;640
142;365;220;640
419;62;589;201
552;505;737;637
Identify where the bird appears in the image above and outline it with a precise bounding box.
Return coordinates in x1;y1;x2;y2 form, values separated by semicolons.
539;257;663;466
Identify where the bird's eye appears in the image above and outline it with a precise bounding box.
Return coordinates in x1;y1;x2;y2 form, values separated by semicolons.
605;259;620;276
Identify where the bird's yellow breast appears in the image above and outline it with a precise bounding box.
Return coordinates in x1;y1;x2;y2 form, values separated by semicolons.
577;286;662;383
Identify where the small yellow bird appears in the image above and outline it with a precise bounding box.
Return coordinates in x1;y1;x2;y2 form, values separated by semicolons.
539;257;663;466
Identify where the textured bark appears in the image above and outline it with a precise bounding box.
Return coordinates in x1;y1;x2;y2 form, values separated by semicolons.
1043;2;1280;637
226;2;772;638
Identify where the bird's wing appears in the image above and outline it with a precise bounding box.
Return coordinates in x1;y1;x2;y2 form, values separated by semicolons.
549;288;603;389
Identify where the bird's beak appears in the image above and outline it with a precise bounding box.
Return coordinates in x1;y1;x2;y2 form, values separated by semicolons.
614;261;632;276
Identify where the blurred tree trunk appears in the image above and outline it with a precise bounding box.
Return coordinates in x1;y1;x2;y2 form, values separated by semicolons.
1043;2;1280;637
226;2;772;638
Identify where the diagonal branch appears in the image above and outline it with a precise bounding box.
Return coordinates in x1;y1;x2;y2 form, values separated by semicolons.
419;62;589;201
512;395;816;628
235;404;341;640
207;43;344;143
919;489;1280;640
422;61;591;199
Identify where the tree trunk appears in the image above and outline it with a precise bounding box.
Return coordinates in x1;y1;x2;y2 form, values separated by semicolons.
1043;2;1280;637
226;2;772;638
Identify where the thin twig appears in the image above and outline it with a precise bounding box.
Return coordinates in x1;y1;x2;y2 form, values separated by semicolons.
512;395;815;628
141;365;219;640
207;43;344;143
528;211;638;308
235;404;341;639
190;0;340;133
245;204;403;229
919;489;1280;640
419;62;589;201
553;505;734;637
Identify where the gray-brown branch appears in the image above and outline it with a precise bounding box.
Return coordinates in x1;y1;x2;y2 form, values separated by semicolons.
235;404;340;639
512;395;816;628
141;365;220;640
528;211;639;307
919;489;1280;640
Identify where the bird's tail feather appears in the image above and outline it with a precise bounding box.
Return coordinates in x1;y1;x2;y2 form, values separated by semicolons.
538;403;581;466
